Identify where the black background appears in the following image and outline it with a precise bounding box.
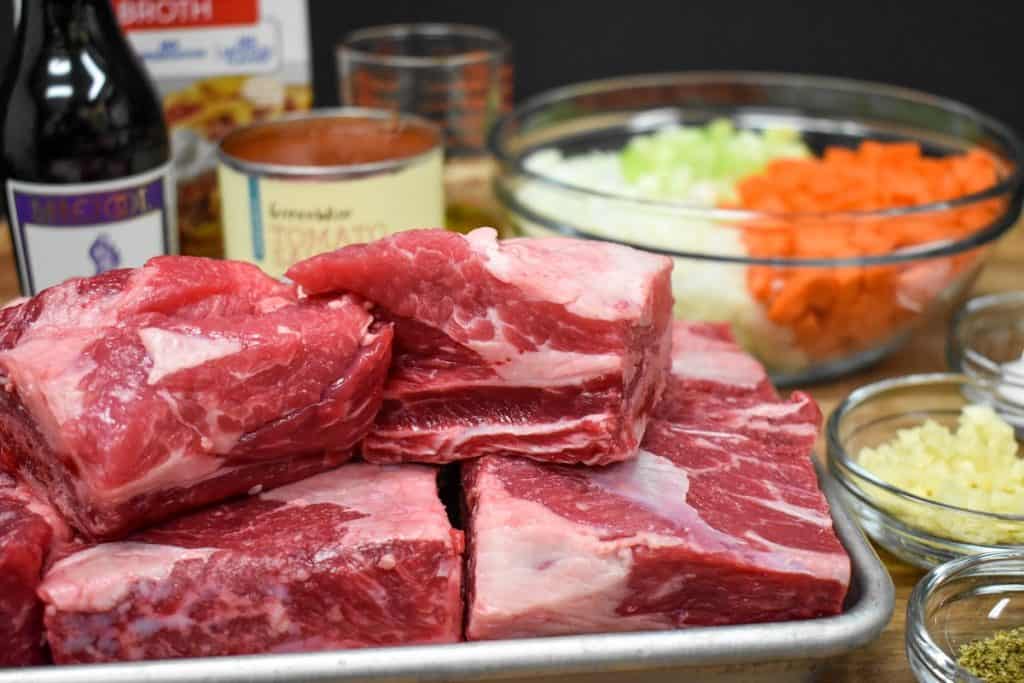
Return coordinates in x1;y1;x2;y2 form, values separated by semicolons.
0;1;1020;131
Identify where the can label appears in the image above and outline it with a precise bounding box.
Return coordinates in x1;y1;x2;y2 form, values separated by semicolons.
6;164;177;295
218;149;443;277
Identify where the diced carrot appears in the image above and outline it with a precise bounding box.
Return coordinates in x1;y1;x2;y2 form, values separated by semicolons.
793;311;823;342
803;274;838;313
730;140;999;359
831;268;863;314
767;280;810;324
747;266;777;300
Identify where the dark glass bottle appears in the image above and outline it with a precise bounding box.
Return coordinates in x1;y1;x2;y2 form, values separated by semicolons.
1;0;176;296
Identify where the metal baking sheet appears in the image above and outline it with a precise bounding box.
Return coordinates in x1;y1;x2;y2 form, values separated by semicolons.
2;459;894;683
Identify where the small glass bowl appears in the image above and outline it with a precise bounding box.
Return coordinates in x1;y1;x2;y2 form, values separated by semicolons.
827;372;1024;569
948;291;1024;429
907;550;1024;682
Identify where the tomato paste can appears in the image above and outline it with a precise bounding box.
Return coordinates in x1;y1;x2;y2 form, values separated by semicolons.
217;108;443;276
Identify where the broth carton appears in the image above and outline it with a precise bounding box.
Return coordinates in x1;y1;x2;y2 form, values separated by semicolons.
113;0;313;257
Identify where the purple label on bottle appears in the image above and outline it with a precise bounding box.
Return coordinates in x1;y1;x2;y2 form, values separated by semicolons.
7;166;173;296
11;177;165;227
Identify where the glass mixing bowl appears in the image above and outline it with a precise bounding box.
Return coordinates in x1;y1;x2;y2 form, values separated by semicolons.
488;72;1024;385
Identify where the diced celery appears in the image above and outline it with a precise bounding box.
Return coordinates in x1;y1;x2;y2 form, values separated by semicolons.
618;118;810;203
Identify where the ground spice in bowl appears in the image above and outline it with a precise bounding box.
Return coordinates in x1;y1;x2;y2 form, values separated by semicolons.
957;626;1024;682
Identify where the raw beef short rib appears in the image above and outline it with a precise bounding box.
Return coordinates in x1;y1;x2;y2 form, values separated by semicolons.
0;257;392;539
40;463;464;663
288;228;673;466
463;321;850;640
658;321;775;402
0;472;70;666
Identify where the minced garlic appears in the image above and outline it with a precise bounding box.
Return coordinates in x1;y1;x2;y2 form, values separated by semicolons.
856;404;1024;544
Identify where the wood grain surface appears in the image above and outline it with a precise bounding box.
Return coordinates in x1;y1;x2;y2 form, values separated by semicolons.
1;212;1021;681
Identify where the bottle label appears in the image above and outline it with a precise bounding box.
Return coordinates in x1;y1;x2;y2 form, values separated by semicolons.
6;164;177;295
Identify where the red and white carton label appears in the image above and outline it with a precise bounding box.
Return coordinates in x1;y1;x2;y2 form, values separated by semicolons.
112;0;309;80
114;0;260;30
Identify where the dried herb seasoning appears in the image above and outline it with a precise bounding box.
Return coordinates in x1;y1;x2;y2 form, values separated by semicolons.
957;626;1024;683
